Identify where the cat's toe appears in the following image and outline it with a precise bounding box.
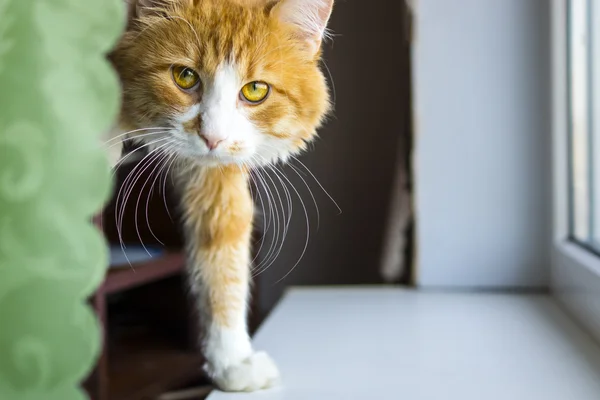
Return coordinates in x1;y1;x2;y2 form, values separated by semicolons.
211;351;281;392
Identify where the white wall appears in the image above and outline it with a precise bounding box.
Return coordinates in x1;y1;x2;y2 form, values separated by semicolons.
413;0;552;287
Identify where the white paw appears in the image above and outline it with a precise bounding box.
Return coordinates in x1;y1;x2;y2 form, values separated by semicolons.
210;351;281;392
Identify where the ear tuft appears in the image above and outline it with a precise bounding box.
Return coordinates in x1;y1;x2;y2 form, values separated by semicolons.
125;0;187;20
136;0;167;18
272;0;334;55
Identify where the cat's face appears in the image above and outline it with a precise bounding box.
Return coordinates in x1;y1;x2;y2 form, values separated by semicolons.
111;0;333;167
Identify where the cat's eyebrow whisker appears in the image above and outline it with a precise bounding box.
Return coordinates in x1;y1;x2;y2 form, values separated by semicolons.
252;31;270;54
133;17;168;41
247;42;295;72
104;127;171;144
167;16;202;53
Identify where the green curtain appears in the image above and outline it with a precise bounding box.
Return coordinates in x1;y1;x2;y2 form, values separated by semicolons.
0;1;124;399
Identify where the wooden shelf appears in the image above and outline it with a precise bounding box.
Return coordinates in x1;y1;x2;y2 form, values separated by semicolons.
101;252;186;295
87;252;197;400
108;334;203;400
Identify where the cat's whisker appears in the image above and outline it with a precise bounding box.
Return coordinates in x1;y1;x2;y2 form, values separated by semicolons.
145;142;179;239
115;142;173;264
260;163;295;273
112;142;172;252
291;155;342;214
266;165;289;266
275;164;294;233
287;161;320;230
112;137;170;177
116;149;157;257
237;163;274;263
257;166;288;275
263;164;294;273
138;144;177;249
255;165;276;234
161;149;180;222
126;142;175;256
251;168;275;273
113;146;165;268
321;59;337;109
252;163;296;278
113;138;171;245
106;131;170;149
255;164;281;275
250;158;273;234
270;164;311;284
140;150;171;247
251;167;280;275
104;127;171;144
246;161;269;265
251;157;289;276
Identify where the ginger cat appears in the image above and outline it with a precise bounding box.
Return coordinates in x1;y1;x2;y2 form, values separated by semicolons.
107;0;333;392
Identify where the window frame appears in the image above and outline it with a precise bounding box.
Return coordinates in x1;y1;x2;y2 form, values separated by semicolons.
551;0;600;341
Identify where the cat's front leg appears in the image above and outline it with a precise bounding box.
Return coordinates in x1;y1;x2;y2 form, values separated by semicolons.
182;167;280;392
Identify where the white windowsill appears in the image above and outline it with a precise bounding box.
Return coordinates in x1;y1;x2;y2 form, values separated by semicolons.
557;242;600;274
209;287;600;400
553;241;600;343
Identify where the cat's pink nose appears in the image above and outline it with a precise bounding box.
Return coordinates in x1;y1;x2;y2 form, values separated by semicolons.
200;134;224;151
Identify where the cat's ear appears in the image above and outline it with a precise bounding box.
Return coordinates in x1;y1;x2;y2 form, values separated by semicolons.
271;0;334;55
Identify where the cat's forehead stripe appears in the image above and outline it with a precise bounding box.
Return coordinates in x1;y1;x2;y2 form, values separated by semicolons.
185;2;270;75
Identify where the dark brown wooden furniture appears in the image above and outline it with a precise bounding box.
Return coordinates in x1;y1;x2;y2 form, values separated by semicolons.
87;252;202;400
86;155;263;400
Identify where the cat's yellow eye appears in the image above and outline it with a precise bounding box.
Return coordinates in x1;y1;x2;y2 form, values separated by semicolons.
240;81;270;104
172;65;200;90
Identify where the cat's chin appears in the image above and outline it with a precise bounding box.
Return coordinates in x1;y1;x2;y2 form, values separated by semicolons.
173;145;285;169
179;152;255;169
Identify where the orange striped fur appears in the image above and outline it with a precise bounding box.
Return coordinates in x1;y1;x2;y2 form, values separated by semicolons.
110;0;333;392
